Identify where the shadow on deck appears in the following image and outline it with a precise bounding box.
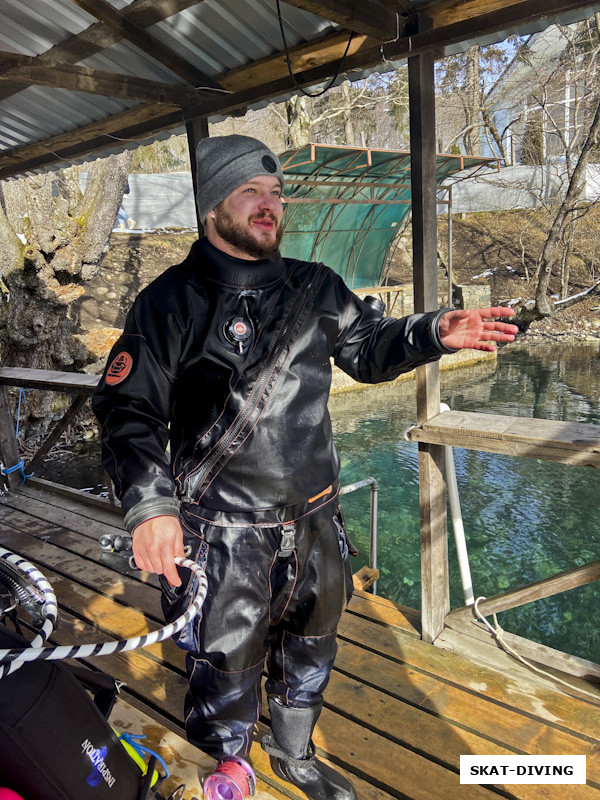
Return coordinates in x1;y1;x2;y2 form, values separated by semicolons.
1;484;599;800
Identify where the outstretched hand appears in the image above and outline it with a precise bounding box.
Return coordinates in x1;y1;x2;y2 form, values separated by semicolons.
438;307;519;352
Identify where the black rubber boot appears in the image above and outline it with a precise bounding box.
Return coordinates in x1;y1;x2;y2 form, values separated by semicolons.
261;698;357;800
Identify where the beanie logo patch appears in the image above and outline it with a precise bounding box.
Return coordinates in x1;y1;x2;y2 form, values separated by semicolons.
105;351;133;386
262;155;277;174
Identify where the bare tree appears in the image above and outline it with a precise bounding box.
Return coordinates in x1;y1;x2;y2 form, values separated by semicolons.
279;76;409;150
285;95;313;148
0;151;132;434
509;17;600;321
436;20;600;323
436;39;524;160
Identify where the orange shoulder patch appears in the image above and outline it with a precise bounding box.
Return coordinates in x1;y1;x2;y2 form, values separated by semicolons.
105;351;133;386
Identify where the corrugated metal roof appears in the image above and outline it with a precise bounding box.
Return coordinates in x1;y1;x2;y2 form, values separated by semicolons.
147;0;336;74
1;0;599;178
0;0;343;175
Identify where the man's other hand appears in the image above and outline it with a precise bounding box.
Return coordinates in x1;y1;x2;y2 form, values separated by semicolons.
132;515;185;586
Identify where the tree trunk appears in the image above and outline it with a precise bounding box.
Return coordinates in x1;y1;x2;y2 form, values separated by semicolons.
560;216;575;299
341;82;358;146
534;96;600;316
464;46;481;156
286;95;312;148
0;151;132;436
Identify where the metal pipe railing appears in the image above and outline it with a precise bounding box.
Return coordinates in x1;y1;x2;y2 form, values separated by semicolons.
439;403;474;606
340;477;379;595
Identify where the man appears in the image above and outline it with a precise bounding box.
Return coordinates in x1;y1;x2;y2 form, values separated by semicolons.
93;135;517;800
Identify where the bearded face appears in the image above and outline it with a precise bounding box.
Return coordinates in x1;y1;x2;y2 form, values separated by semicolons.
212;201;283;259
206;176;284;260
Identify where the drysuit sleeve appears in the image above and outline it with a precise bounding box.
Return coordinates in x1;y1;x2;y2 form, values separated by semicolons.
330;273;457;383
92;281;185;533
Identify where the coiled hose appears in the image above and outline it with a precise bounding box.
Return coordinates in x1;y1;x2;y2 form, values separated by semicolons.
0;547;207;678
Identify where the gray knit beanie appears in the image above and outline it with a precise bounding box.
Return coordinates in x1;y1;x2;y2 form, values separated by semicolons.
195;135;285;224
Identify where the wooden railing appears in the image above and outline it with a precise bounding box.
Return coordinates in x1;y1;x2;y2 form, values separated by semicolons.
407;408;600;676
354;285;416;318
353;284;452;319
0;367;112;505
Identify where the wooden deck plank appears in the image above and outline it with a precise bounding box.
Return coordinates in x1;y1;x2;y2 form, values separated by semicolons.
445;610;600;682
334;640;600;783
2;488;600;800
0;522;165;620
338;612;600;741
348;589;421;635
0;487;125;541
17;483;122;522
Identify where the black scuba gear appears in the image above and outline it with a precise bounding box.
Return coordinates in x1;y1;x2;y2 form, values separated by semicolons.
92;236;455;769
92;237;453;534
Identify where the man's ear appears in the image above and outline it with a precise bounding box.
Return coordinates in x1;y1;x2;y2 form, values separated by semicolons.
206;208;216;221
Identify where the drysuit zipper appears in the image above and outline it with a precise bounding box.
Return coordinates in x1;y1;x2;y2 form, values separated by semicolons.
181;266;324;504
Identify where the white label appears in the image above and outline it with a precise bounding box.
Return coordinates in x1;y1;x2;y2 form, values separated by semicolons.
460;755;586;784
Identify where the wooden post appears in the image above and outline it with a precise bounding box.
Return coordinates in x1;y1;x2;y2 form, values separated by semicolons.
0;386;22;489
408;17;450;643
447;184;453;307
186;116;209;234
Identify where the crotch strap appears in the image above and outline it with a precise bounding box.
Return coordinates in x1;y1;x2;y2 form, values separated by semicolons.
279;522;296;558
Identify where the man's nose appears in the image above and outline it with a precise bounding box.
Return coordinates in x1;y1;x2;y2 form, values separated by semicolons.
258;192;280;210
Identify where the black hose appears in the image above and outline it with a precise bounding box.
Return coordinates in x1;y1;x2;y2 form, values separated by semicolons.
0;560;46;627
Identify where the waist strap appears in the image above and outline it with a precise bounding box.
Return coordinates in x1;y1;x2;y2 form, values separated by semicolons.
181;483;339;529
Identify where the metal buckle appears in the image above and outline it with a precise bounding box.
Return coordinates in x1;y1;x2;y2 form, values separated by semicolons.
279;523;296;558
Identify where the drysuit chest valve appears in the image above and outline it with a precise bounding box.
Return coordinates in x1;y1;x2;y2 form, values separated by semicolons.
223;316;254;354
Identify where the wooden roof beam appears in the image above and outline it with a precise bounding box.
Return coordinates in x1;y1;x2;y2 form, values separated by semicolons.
380;0;413;11
424;0;596;28
67;0;223;88
0;0;215;103
280;0;402;41
219;31;375;92
0;53;221;106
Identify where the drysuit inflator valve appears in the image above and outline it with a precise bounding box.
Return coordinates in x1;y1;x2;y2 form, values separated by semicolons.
223;316;253;354
203;755;256;800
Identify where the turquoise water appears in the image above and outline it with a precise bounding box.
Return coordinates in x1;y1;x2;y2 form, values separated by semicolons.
331;341;600;663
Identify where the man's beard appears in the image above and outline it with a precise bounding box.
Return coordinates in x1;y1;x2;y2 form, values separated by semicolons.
212;203;283;259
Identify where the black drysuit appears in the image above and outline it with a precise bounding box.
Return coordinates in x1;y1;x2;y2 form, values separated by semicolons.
92;237;454;757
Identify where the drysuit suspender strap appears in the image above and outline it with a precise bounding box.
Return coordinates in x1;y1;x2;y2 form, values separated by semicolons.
182;262;328;504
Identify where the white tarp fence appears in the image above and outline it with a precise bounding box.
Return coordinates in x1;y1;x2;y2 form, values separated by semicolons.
81;165;600;231
444;163;600;214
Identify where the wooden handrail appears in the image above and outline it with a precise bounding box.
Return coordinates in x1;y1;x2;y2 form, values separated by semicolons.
0;367;102;493
407;409;600;468
449;559;600;620
407;408;600;660
0;367;99;394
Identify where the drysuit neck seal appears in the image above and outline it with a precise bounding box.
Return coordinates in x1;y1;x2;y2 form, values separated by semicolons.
195;237;284;288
